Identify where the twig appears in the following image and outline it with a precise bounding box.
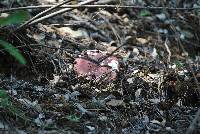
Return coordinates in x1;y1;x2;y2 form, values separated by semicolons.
73;40;127;66
1;5;200;13
97;37;131;63
18;0;98;29
19;0;71;29
164;38;171;63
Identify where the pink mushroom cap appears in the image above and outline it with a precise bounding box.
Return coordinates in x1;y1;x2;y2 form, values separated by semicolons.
74;50;119;81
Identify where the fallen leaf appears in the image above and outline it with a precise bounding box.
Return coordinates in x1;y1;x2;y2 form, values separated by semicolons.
56;27;89;38
136;38;148;44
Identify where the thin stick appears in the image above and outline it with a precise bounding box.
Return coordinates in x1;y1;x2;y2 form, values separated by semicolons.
98;43;125;63
164;38;171;63
18;0;97;29
19;0;71;29
1;5;200;13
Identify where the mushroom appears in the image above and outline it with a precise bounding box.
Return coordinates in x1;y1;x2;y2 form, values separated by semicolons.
74;50;119;81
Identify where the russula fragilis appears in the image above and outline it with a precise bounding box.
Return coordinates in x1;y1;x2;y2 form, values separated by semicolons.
74;50;119;81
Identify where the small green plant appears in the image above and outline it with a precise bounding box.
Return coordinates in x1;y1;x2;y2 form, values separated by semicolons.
0;10;30;65
0;39;26;64
65;104;81;122
0;10;29;26
66;114;81;122
174;60;184;69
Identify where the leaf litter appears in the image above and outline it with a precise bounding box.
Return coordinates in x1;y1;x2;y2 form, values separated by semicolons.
0;0;200;133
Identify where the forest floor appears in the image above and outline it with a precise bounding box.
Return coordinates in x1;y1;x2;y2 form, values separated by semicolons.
0;0;200;133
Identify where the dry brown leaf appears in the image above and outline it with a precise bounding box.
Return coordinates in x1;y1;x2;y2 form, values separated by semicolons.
136;38;148;44
56;27;89;38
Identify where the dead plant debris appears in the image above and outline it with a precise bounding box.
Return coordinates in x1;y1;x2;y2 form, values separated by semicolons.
0;0;200;133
